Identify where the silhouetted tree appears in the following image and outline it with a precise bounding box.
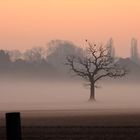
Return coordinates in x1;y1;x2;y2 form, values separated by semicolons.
13;59;27;71
47;40;83;73
23;47;45;63
0;50;11;72
66;40;127;101
7;50;22;62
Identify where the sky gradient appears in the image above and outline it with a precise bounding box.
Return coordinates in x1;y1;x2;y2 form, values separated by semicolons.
0;0;140;57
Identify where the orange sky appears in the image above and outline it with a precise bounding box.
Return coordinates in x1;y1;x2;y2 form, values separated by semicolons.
0;0;140;57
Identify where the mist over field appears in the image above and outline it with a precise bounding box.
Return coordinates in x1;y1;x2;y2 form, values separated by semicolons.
0;78;139;113
0;39;139;114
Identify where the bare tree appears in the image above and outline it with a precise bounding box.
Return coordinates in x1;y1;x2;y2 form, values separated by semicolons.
7;50;22;62
66;40;127;101
23;47;45;63
47;40;83;72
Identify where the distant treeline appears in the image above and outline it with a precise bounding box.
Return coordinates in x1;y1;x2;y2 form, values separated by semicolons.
0;40;84;78
1;39;140;80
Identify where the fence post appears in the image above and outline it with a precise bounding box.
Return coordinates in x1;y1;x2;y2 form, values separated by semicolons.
6;112;22;140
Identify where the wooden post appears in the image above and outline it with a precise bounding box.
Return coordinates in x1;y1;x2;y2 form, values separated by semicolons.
6;112;22;140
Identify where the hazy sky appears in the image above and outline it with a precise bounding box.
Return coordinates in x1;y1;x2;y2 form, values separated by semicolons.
0;0;140;57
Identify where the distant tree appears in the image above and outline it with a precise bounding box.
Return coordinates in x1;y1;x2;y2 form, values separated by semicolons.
23;47;45;63
14;59;27;68
0;50;11;63
66;40;127;101
0;50;11;72
47;40;83;72
7;50;22;62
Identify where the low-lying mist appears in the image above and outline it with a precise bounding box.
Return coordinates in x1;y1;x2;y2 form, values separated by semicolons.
0;77;139;112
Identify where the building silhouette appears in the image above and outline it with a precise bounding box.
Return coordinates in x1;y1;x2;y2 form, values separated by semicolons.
107;38;115;58
131;38;139;63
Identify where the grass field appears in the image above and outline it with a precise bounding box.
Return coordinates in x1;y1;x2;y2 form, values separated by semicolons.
0;80;139;139
1;110;140;140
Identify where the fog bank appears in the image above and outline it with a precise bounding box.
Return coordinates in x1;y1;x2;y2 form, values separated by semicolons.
0;79;139;112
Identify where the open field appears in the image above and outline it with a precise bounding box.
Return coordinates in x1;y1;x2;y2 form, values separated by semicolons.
1;109;140;126
0;80;139;139
1;110;140;139
1;125;140;140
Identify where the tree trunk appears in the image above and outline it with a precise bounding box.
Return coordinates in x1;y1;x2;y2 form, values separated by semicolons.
89;84;96;101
